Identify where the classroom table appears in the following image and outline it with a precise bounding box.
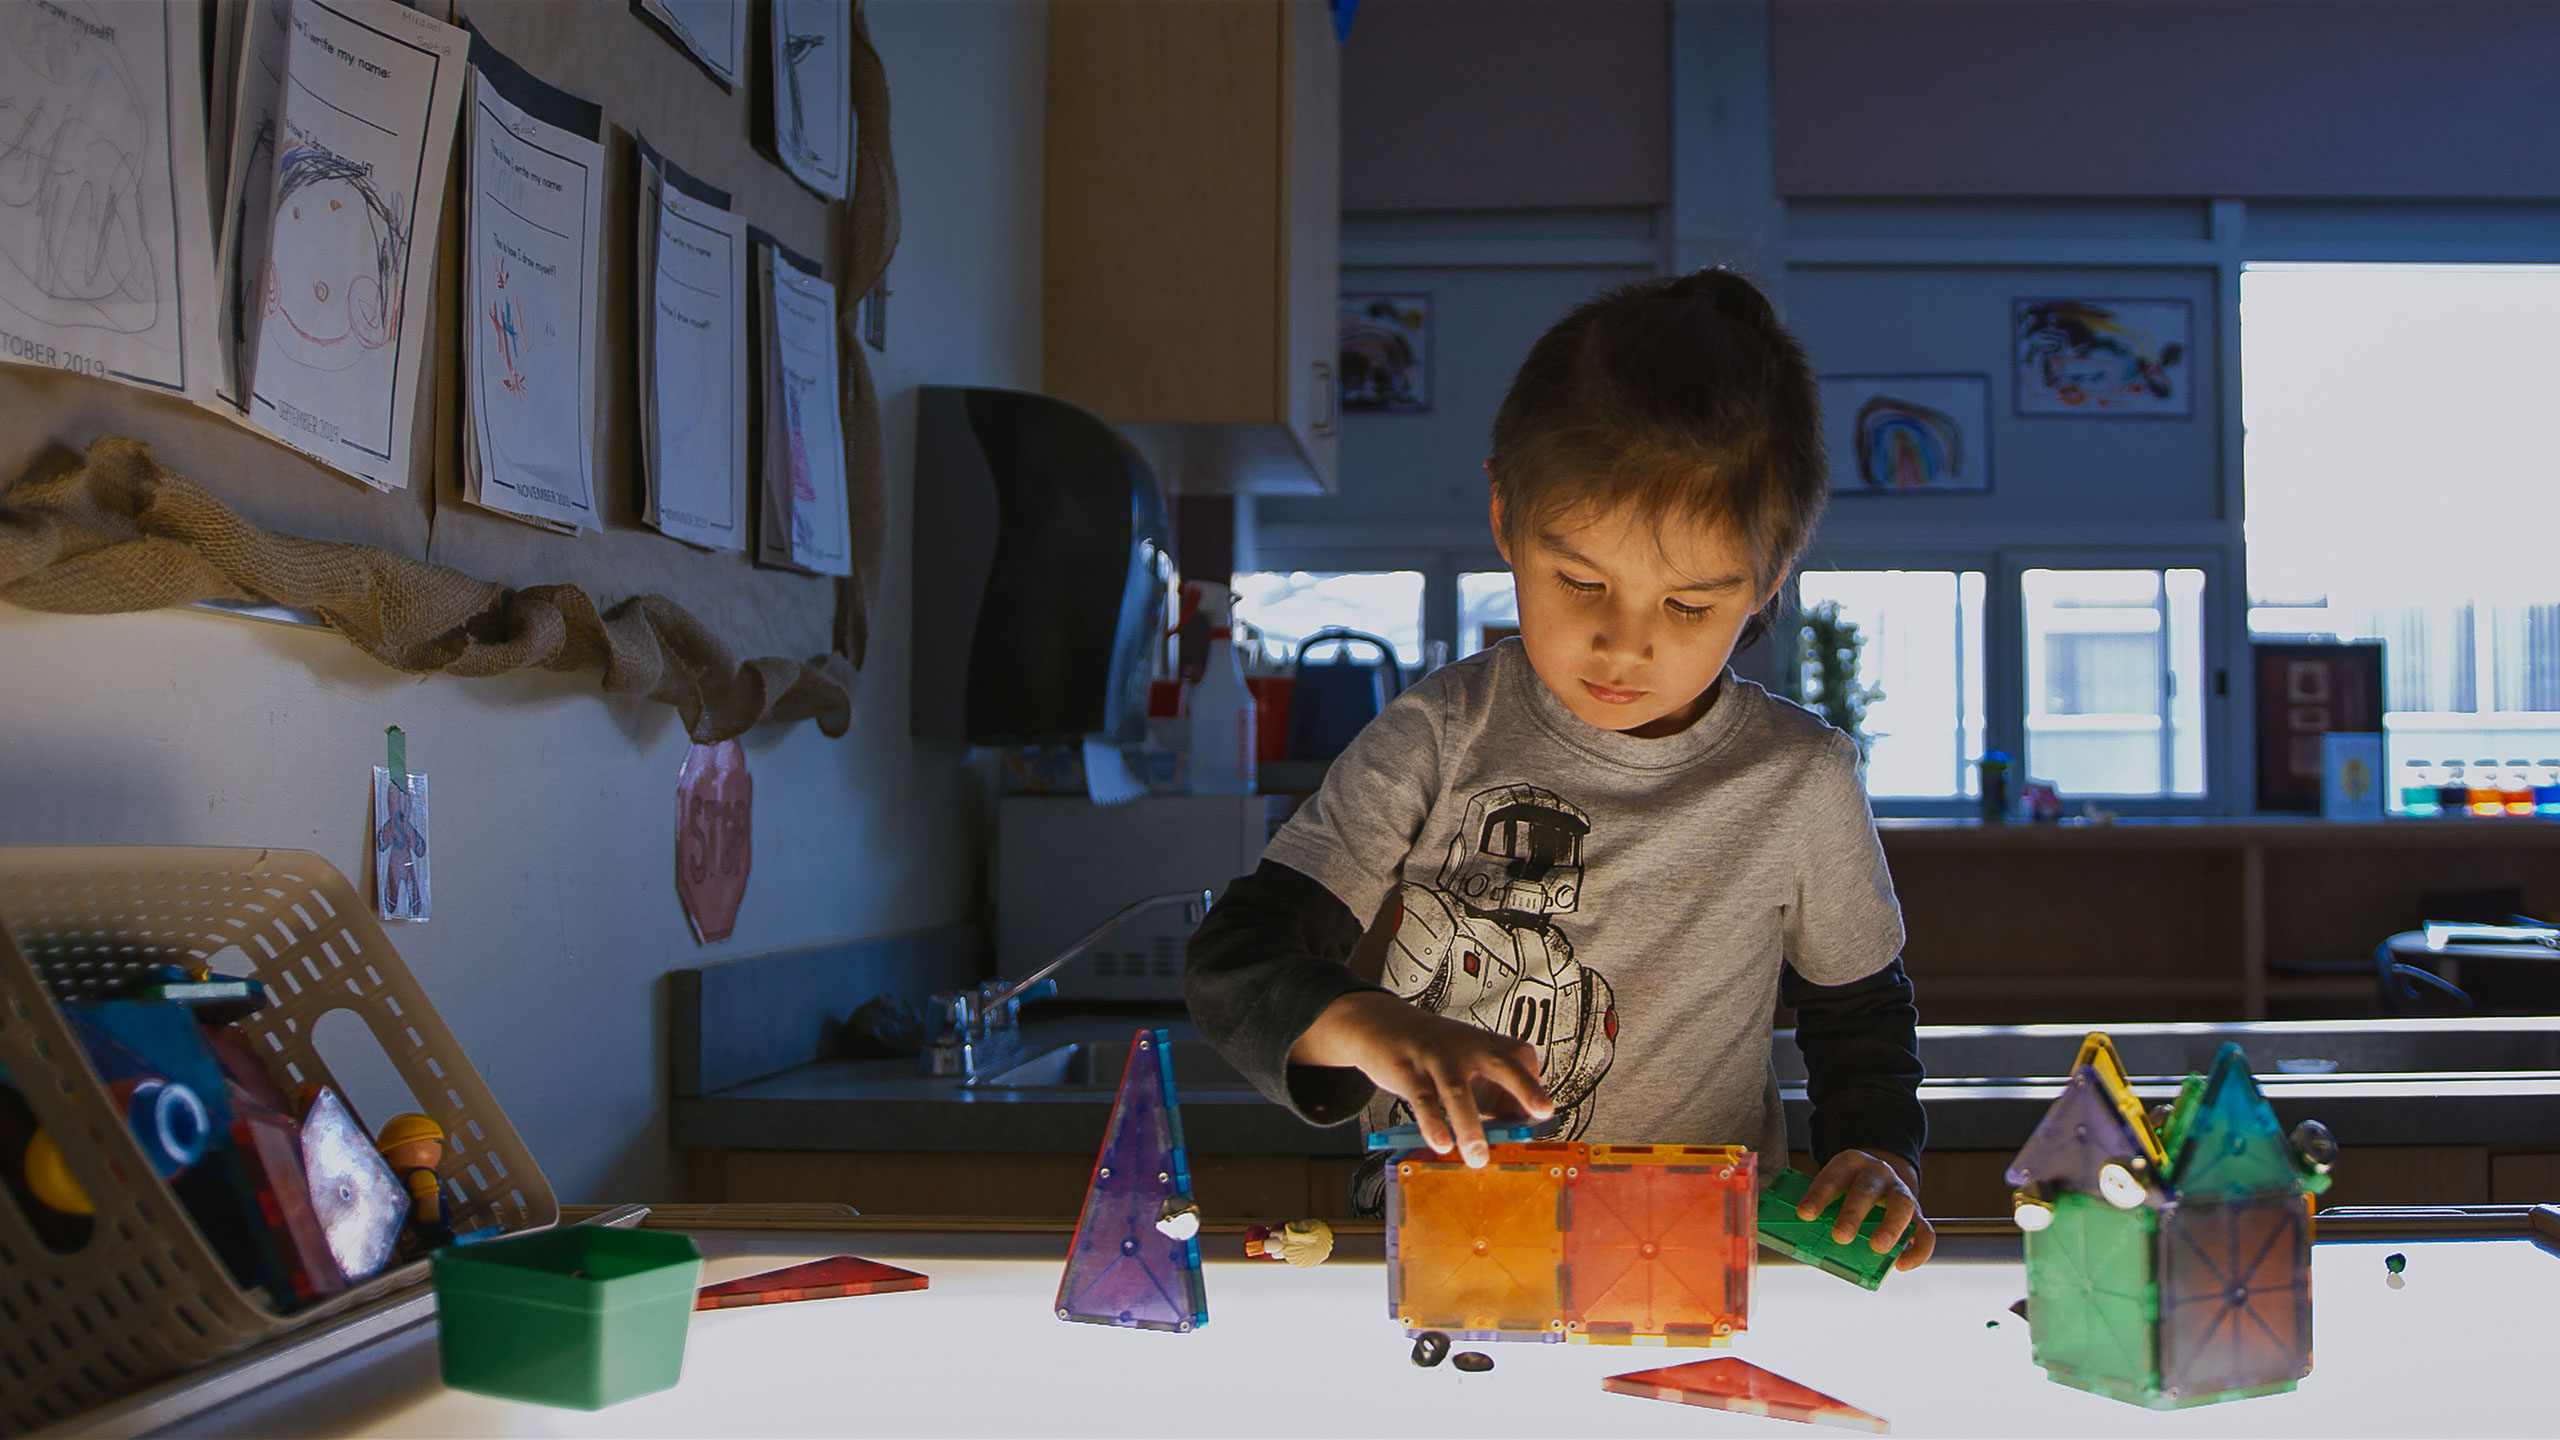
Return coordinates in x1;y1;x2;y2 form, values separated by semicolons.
72;1205;2560;1439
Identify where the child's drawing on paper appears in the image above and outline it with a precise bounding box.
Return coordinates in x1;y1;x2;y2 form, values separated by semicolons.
372;766;430;923
263;134;408;374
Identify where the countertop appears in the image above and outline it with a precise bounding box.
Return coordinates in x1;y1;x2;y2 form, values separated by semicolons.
669;1012;2560;1157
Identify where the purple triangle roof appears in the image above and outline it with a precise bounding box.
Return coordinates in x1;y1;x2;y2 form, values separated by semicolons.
2004;1063;2156;1199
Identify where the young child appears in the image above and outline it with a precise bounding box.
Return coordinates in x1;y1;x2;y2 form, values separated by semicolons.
1185;269;1931;1269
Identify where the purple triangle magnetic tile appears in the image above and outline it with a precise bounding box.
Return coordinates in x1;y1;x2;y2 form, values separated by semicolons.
2004;1064;2160;1200
1055;1028;1208;1332
2167;1044;2299;1201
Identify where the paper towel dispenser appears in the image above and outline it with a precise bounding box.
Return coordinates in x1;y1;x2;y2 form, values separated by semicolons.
911;386;1173;745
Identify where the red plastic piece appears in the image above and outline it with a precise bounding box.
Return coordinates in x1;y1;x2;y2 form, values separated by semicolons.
694;1256;929;1310
2156;1194;2312;1399
1565;1145;1753;1344
1603;1356;1890;1433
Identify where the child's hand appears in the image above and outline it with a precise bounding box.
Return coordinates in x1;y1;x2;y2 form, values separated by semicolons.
1291;991;1552;1167
1796;1149;1935;1271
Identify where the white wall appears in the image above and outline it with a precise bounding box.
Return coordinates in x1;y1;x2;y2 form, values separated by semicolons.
0;0;1046;1202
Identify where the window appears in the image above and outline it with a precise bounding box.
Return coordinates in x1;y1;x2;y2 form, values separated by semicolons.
2243;263;2560;785
1797;570;1987;798
1457;571;1518;655
1231;571;1426;666
2022;568;2206;797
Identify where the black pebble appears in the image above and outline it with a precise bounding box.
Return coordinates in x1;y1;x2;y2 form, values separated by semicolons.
2008;1297;2030;1320
1452;1351;1494;1373
1410;1331;1450;1368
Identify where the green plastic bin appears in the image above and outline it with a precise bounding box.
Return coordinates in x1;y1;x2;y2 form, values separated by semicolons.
433;1226;703;1410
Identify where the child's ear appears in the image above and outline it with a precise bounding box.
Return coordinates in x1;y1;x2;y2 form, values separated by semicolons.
1486;465;1511;566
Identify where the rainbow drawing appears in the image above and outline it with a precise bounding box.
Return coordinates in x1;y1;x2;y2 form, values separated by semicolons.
1855;394;1963;490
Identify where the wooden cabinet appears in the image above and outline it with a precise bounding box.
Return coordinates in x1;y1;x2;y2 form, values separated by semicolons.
1043;0;1340;494
1879;819;2560;1023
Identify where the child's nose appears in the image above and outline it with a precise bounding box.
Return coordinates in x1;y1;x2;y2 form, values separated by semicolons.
1589;602;1656;662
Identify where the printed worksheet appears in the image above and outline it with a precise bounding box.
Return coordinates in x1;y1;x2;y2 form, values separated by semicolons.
639;0;743;88
463;37;604;532
638;141;747;552
242;0;466;490
769;0;848;201
0;0;219;399
756;238;851;576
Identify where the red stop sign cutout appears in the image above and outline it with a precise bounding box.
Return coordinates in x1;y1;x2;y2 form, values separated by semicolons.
676;739;752;944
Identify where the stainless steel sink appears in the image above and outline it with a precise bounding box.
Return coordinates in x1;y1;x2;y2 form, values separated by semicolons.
965;1040;1255;1093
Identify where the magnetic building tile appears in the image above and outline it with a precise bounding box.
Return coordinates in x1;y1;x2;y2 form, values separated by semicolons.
2156;1195;2311;1401
1387;1142;1578;1341
2003;1066;2161;1203
1564;1145;1752;1346
2023;1191;2158;1397
1755;1167;1904;1290
2166;1044;2301;1203
1056;1028;1207;1332
696;1256;929;1309
1602;1356;1889;1434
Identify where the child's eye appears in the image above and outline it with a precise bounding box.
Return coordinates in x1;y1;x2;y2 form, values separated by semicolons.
1667;599;1712;622
1555;573;1604;597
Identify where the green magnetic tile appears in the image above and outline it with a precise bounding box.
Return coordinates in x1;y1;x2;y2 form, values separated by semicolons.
2168;1044;2299;1201
2024;1192;2157;1391
1754;1168;1903;1290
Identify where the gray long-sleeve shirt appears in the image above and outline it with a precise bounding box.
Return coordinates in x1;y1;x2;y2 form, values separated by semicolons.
1184;640;1924;1167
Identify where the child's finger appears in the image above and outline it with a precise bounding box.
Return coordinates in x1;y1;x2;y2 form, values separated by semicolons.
1400;1067;1458;1155
1829;1170;1892;1243
1866;1189;1919;1252
1891;1219;1937;1270
1470;1042;1554;1121
1428;1062;1495;1167
1794;1163;1850;1220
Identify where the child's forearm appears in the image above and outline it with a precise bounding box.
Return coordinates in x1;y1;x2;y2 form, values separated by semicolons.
1183;860;1381;1121
1784;957;1926;1166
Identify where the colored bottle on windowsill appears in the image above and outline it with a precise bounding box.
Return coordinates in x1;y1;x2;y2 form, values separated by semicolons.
2437;761;2471;816
2535;760;2560;818
2504;760;2538;817
2469;759;2509;817
2400;759;2440;817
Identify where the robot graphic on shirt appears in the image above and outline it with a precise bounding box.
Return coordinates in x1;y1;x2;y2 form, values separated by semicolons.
1378;783;1617;1139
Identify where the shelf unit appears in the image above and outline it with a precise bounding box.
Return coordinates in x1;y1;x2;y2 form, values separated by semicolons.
1878;819;2560;1022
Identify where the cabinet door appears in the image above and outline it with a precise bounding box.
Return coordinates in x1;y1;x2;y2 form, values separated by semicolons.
1044;1;1284;426
1280;0;1341;489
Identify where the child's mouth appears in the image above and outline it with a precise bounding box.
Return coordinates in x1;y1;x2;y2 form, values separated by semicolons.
1581;680;1646;705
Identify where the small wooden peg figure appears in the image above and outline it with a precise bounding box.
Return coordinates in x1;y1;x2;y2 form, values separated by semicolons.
376;1112;455;1250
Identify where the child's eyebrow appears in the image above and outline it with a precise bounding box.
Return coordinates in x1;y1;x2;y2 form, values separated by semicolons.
1541;533;1750;593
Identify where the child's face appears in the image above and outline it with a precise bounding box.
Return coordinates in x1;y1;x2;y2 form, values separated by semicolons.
1494;495;1779;739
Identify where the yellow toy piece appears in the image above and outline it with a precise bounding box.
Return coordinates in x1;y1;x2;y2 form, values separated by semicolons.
376;1112;445;1151
23;1129;96;1216
2071;1032;2166;1168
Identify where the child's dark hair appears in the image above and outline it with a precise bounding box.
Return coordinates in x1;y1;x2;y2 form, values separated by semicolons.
1488;268;1825;640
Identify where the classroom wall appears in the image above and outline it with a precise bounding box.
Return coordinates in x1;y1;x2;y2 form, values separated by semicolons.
0;0;1046;1202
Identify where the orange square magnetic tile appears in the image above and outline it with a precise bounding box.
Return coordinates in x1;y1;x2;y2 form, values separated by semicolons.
1386;1142;1585;1341
1565;1146;1755;1346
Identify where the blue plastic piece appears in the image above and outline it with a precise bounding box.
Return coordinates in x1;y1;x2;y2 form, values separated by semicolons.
2167;1043;2299;1201
1055;1028;1207;1332
1364;1117;1552;1153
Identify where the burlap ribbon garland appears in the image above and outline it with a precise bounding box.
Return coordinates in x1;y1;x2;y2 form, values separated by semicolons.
0;3;899;745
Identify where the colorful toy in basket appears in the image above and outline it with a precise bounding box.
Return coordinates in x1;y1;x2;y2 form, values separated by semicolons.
2008;1032;2333;1409
1385;1141;1756;1346
0;847;558;1432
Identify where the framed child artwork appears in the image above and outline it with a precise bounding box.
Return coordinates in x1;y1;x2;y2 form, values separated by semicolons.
1338;293;1432;413
2012;298;2193;416
1817;374;1992;494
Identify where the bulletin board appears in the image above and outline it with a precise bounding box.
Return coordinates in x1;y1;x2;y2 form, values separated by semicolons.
0;0;896;741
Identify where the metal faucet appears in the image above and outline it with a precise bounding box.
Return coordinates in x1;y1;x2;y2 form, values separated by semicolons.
919;889;1214;1077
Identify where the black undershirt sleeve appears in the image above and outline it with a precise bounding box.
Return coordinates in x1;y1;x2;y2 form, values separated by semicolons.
1183;859;1386;1124
1782;957;1927;1174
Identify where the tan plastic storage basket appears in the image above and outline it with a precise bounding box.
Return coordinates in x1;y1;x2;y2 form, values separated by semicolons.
0;847;557;1431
